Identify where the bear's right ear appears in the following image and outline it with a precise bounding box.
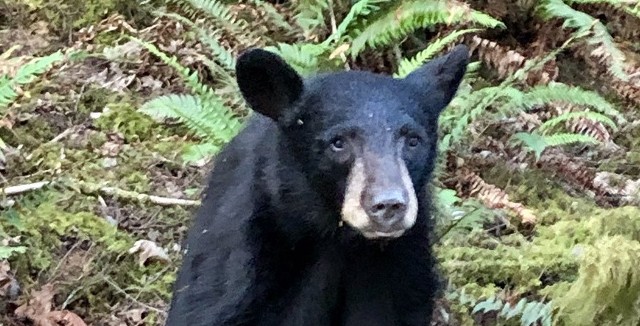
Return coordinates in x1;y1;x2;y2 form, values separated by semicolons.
403;44;469;116
236;48;304;121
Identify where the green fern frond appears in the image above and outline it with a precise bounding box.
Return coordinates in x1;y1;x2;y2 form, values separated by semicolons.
565;0;640;18
538;0;630;82
543;132;600;146
473;296;553;326
349;0;504;56
183;0;236;26
539;111;618;134
248;0;296;33
625;2;640;18
129;37;220;103
182;142;221;163
445;85;524;138
160;12;236;71
394;28;479;78
0;50;66;108
291;0;330;39
323;0;391;46
264;42;330;76
140;94;241;144
509;82;625;123
554;236;640;326
133;36;243;148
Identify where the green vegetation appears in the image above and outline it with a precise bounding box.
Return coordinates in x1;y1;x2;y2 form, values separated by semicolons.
1;0;639;324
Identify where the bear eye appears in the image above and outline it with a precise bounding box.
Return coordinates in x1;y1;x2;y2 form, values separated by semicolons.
330;137;346;151
407;136;420;147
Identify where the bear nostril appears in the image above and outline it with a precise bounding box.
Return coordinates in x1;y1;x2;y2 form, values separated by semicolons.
391;203;403;211
373;203;386;212
367;190;408;223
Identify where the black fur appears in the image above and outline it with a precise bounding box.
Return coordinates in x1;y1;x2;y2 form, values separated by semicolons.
166;45;470;326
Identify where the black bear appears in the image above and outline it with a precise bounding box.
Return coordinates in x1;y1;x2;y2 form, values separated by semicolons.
165;44;469;326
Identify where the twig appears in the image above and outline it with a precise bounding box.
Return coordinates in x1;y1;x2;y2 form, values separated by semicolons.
81;182;201;206
1;181;51;195
0;179;201;207
48;126;78;143
328;0;337;36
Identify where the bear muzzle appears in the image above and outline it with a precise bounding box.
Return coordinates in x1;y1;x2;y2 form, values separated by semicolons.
340;155;418;239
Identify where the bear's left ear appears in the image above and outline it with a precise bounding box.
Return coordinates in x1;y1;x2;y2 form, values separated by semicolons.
236;48;304;121
404;44;469;115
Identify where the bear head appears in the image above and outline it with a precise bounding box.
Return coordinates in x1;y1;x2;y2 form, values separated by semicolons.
235;45;469;240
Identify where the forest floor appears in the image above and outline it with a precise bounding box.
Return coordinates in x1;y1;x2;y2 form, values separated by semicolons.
1;1;640;326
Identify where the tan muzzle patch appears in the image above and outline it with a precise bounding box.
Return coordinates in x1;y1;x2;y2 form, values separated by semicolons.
340;157;418;239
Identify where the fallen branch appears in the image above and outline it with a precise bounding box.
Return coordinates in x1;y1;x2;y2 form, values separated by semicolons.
1;181;51;195
78;181;201;207
0;179;201;207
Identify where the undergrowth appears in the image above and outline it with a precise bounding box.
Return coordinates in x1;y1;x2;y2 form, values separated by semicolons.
1;0;639;324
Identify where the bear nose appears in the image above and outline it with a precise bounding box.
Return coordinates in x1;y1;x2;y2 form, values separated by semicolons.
366;189;408;227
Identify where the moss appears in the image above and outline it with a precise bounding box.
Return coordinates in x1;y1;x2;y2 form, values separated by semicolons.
16;0;159;35
437;164;640;323
0;189;179;322
94;102;169;143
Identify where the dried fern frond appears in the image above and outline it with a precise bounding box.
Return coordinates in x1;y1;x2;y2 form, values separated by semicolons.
468;36;558;85
593;172;640;205
458;169;537;224
609;65;640;105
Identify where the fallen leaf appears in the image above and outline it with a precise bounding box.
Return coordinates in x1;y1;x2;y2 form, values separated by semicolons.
47;310;88;326
329;43;350;60
121;308;147;325
0;260;20;299
14;283;55;321
14;283;88;326
128;240;171;267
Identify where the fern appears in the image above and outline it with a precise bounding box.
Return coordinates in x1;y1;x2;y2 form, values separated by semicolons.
140;94;239;143
512;131;600;160
322;0;391;46
247;0;295;33
0;50;66;108
394;28;480;78
291;0;330;39
507;82;625;123
0;50;70;161
434;188;495;243
181;0;238;30
0;245;27;260
133;36;243;161
565;0;640;19
472;296;554;326
538;0;630;82
553;236;640;326
348;0;504;57
181;142;220;163
264;42;331;76
160;11;237;71
539;111;618;133
543;132;600;146
442;29;615;152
